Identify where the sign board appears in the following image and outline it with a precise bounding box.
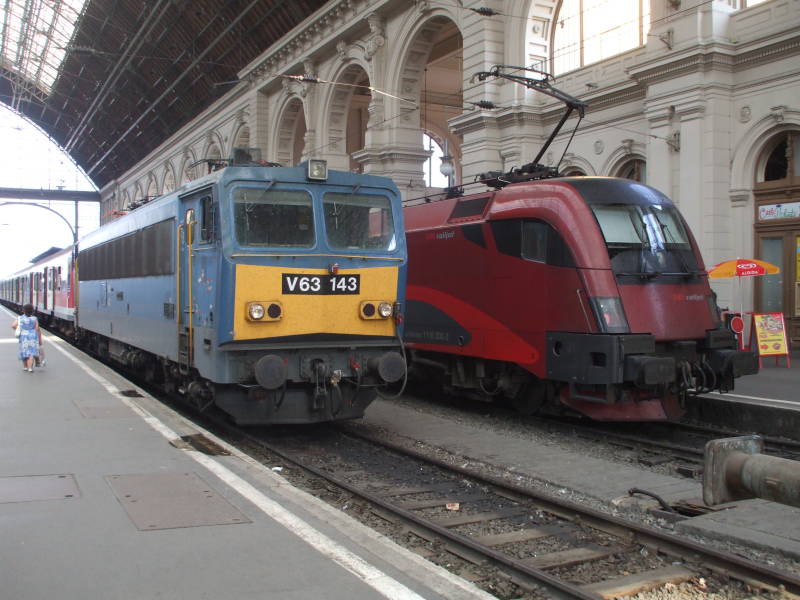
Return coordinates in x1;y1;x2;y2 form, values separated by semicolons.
759;202;800;221
750;312;789;357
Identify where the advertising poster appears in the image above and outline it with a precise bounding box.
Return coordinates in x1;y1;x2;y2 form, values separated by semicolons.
751;312;789;357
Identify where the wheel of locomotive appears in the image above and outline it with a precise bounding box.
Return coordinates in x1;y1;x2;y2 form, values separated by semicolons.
508;377;549;415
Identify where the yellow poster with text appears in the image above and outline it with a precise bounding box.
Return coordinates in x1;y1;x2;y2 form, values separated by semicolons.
752;312;789;357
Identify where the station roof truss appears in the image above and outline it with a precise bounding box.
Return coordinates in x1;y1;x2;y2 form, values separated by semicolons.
0;0;330;189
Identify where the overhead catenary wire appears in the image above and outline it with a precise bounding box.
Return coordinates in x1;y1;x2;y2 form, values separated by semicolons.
273;73;418;107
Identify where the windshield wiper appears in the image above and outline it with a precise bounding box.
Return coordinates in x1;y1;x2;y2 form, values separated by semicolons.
660;221;695;277
616;271;661;279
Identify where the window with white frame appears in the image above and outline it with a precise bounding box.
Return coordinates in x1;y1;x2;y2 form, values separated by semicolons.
552;0;651;75
423;133;451;188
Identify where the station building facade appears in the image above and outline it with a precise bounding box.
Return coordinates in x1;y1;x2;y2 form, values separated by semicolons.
97;0;800;343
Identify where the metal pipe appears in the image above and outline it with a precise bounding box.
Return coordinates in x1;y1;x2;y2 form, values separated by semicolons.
703;435;800;508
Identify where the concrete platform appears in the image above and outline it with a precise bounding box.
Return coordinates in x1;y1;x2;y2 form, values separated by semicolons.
361;400;800;562
687;350;800;438
0;308;493;600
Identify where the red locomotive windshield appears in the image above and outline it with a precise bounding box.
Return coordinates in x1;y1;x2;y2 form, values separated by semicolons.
590;203;700;280
591;203;716;338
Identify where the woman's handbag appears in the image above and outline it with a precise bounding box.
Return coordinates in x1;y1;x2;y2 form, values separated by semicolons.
14;323;20;338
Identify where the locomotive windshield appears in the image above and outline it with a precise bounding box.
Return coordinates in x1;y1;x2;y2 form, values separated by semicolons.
591;203;699;277
233;188;314;248
323;193;396;251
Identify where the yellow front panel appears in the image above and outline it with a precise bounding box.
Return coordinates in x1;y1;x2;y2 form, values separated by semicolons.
234;264;399;340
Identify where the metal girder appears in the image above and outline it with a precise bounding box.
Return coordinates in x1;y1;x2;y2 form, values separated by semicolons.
86;0;265;177
64;0;174;151
2;0;329;188
0;187;100;202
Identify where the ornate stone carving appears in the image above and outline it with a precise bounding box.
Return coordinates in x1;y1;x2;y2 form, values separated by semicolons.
235;108;249;127
729;189;751;208
303;59;317;79
770;105;786;123
594;140;604;155
739;106;751;123
621;139;634;154
364;13;385;61
336;40;350;62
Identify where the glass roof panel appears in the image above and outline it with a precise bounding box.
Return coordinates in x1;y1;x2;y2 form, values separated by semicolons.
1;0;89;94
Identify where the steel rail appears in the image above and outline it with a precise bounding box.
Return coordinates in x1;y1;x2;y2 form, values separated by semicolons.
230;425;598;600
538;415;800;464
340;425;800;596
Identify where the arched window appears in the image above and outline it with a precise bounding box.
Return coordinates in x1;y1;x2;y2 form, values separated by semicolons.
760;133;799;182
617;159;646;182
563;168;586;177
552;0;650;75
182;158;197;184
163;167;176;194
423;133;452;188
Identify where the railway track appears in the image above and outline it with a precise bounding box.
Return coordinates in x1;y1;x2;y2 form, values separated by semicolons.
43;332;799;598
192;415;800;600
542;414;800;472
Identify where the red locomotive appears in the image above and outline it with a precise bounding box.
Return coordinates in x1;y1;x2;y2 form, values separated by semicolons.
402;67;757;421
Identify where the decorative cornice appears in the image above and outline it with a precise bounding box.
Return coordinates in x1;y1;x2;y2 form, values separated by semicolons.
627;33;800;85
449;110;502;136
729;188;751;208
241;0;384;85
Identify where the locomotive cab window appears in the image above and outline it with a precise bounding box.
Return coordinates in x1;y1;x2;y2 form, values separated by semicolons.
323;193;395;251
492;219;574;267
591;203;698;277
234;188;314;248
200;195;216;243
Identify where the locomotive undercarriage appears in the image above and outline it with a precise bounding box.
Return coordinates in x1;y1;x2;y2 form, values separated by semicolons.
409;352;560;415
215;346;406;425
408;327;758;421
74;329;406;425
547;329;759;421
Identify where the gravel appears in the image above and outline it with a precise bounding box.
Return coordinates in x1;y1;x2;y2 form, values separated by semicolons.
345;393;800;576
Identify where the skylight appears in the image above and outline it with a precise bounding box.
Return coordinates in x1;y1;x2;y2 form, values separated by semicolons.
1;0;89;94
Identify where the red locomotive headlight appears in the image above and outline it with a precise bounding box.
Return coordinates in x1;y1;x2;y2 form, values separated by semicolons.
589;297;630;334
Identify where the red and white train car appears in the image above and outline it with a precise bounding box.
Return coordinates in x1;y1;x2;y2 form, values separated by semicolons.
1;247;76;335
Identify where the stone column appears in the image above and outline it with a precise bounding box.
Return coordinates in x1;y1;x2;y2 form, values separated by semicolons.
644;104;675;198
676;99;706;253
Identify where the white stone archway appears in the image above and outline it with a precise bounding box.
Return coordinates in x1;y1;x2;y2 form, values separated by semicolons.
321;62;372;172
273;95;307;167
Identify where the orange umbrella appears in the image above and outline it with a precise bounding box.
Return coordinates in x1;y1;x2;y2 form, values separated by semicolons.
708;258;780;278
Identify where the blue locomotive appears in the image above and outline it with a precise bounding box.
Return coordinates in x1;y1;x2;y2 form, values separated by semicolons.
31;158;407;424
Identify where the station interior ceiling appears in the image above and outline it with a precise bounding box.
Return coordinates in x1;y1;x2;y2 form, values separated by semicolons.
0;0;330;190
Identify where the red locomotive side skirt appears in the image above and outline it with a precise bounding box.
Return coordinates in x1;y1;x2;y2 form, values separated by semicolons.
405;284;540;368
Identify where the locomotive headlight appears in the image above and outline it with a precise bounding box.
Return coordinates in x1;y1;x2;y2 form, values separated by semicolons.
248;302;266;320
307;159;328;180
247;301;282;321
360;301;393;320
589;296;630;334
378;302;393;318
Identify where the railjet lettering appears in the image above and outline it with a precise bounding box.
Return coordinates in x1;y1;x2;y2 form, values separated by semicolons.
282;273;360;295
672;293;705;302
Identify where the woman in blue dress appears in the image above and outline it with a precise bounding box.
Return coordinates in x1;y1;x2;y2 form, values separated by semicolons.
12;304;41;372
